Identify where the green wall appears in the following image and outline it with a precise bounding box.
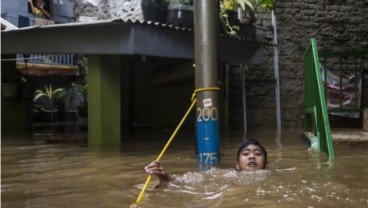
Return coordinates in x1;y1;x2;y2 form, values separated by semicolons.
88;55;121;146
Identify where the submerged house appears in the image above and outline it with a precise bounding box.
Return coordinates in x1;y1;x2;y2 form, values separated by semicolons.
2;0;368;150
1;0;83;133
2;0;278;146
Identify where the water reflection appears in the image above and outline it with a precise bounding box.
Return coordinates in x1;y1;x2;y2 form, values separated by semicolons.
2;130;368;207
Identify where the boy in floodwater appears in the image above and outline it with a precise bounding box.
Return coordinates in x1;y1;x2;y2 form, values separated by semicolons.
144;139;268;187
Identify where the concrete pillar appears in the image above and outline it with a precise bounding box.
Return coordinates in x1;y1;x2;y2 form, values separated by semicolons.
194;0;220;164
88;55;121;146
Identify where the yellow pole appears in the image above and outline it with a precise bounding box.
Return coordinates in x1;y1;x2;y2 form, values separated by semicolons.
130;98;197;208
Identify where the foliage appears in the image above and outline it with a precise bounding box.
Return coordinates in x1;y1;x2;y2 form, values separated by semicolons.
258;0;275;14
220;0;275;36
223;0;274;12
33;85;65;104
223;0;256;13
220;0;257;35
219;6;239;35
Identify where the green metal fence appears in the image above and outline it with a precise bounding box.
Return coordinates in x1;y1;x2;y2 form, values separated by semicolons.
319;50;368;113
304;38;335;159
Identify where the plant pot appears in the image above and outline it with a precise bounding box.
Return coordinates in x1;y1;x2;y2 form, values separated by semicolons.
238;24;255;39
1;83;19;99
40;107;58;122
255;26;267;41
166;4;193;28
225;10;241;27
141;0;168;23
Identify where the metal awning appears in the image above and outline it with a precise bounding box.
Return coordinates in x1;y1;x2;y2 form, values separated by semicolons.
1;18;267;64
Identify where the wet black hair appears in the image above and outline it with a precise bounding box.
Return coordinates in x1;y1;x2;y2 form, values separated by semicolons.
236;139;267;162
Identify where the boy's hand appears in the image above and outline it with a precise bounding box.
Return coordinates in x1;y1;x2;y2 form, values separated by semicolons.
144;161;170;185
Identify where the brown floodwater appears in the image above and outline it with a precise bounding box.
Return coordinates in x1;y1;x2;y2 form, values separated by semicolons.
1;130;368;207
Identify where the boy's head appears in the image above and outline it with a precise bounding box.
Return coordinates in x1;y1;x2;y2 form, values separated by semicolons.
236;139;268;171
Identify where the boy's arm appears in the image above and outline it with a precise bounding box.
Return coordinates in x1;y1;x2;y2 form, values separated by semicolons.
144;161;173;188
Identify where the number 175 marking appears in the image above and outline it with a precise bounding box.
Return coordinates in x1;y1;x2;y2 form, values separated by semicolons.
199;152;218;163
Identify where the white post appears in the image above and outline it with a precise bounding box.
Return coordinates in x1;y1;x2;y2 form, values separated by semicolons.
272;10;282;132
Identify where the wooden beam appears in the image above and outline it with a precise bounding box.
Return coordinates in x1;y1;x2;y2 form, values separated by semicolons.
16;62;79;76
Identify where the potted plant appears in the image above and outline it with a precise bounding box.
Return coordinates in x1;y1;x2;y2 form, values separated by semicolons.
166;0;194;28
141;0;168;23
254;0;275;41
33;85;65;107
220;0;275;38
33;84;65;122
220;0;257;37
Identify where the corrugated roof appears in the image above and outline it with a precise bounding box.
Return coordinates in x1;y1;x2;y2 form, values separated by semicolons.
2;18;274;45
3;18;193;32
2;18;271;64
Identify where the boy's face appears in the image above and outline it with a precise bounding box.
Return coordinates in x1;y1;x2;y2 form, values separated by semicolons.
236;144;267;171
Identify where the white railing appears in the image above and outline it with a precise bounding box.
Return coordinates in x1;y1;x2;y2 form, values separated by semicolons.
16;54;75;65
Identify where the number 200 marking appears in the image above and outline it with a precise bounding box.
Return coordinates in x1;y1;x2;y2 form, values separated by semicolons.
197;107;218;122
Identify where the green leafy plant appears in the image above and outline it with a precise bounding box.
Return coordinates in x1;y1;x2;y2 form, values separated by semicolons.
257;0;275;25
222;0;276;15
220;0;275;35
220;3;240;35
258;0;275;14
220;0;257;35
33;85;65;105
